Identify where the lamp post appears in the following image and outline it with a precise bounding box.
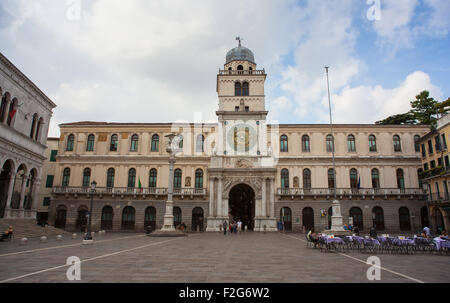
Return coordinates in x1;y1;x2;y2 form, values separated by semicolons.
83;180;97;243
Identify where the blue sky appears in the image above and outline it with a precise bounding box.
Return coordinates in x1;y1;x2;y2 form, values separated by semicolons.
0;0;449;136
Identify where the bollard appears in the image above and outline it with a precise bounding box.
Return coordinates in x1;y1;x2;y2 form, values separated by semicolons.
40;236;48;243
56;235;63;241
72;233;77;239
20;238;28;245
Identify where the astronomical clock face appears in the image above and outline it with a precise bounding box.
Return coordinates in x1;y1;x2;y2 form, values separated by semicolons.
226;123;257;152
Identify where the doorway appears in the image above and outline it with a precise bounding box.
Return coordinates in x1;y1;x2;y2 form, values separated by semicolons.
229;184;255;230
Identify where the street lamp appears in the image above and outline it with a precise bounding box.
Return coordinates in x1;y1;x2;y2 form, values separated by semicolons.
84;180;97;242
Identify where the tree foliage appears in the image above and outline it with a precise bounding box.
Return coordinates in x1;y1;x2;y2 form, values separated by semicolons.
375;91;448;128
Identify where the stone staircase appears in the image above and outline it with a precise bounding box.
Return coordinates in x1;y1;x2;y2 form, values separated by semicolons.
0;219;67;239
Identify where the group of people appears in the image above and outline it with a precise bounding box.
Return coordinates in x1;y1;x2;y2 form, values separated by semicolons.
0;226;13;242
222;220;243;235
421;226;449;240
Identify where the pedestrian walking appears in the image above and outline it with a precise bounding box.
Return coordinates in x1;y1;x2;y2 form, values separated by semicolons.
223;221;228;235
237;220;242;233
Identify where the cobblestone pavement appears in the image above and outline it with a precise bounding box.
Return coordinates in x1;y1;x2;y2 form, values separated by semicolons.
0;232;448;283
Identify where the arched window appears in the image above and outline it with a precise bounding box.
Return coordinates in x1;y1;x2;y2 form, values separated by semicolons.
326;135;334;152
66;134;75;151
242;82;249;96
347;135;356;152
350;168;358;189
82;168;91;188
414;135;421;153
101;206;113;230
195;169;203;189
173;207;182;227
151;134;159;152
328;168;335;189
393;135;402;152
122;206;135;230
62;168;70;187
7;98;17;126
396;168;405;190
281;169;289;188
235;82;242;96
302;207;314;230
302;135;310;152
0;93;8;122
149;168;157;188
128;168;136;188
280;135;288;152
349;207;363;231
106;168;115;188
372;206;385;231
196;135;204;153
237;65;244;70
130;134;139;152
371;168;380;189
86;134;95;151
303;169;311;190
369;135;377;152
399;207;411;231
110;134;118;151
30;114;38;138
35;118;43;141
245;127;250;152
174;169;182;189
144;207;156;230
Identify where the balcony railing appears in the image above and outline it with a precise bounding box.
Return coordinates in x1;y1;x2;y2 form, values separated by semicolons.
427;193;450;204
277;188;426;198
218;69;265;76
52;187;206;197
419;166;450;179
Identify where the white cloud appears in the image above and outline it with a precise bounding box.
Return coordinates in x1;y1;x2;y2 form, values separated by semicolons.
330;71;443;124
369;0;450;55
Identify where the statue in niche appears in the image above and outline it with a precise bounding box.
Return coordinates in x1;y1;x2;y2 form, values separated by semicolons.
185;177;191;187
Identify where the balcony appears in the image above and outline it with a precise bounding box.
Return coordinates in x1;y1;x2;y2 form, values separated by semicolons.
419;166;450;180
277;188;427;200
218;69;265;76
52;187;207;200
427;193;450;205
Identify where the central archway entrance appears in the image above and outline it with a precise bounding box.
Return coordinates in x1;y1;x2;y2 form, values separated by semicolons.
229;184;255;230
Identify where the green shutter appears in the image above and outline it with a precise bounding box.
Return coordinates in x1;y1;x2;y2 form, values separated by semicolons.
46;175;54;188
50;150;58;162
43;197;51;206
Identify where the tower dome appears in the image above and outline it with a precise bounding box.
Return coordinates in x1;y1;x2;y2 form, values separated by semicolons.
226;38;255;64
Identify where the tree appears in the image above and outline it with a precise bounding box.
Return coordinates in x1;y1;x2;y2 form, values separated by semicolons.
376;91;447;128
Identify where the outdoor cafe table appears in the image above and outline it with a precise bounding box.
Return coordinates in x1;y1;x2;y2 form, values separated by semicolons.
434;237;450;250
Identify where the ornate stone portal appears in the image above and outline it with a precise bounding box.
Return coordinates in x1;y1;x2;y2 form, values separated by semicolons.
206;157;277;232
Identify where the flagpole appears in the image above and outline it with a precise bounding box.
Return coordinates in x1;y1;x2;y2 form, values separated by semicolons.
325;67;337;200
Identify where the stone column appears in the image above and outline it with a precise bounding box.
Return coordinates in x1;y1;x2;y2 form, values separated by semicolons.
161;154;176;231
217;177;223;217
269;177;275;218
30;178;41;218
261;178;266;217
19;176;27;211
209;178;215;217
4;172;17;218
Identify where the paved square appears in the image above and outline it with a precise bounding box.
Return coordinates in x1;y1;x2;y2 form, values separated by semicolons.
0;232;449;283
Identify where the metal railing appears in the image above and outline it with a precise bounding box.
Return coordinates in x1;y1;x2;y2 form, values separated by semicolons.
427;192;450;203
277;188;426;197
52;186;206;196
218;69;265;76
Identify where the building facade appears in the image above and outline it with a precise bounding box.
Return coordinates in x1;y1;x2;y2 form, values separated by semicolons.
418;114;450;234
36;138;59;222
49;43;430;233
0;52;56;219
